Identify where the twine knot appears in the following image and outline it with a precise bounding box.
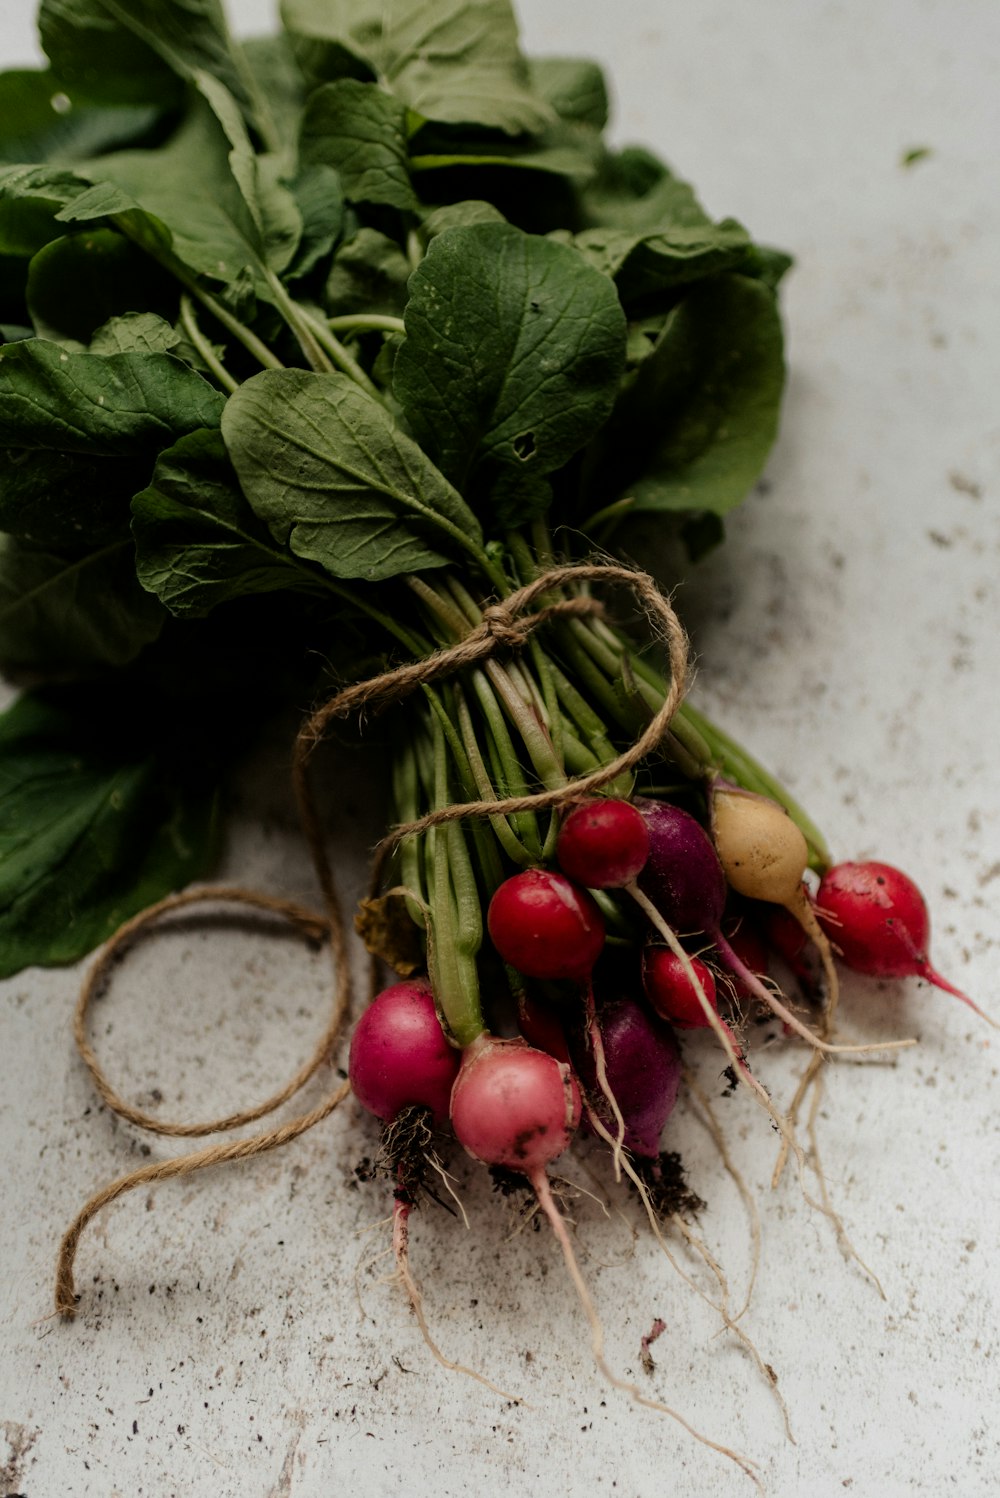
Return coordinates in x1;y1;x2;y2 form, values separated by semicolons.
480;602;529;650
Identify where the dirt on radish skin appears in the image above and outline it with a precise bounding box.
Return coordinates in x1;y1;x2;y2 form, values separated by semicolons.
450;1035;582;1171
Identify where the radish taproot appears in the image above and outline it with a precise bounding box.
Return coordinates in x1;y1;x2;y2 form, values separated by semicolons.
816;861;997;1027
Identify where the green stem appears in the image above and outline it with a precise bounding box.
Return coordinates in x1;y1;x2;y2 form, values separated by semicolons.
327;313;407;336
454;687;535;867
677;704;831;871
295;303;384;398
426;714;484;1047
178;294;239;394
263;271;336;374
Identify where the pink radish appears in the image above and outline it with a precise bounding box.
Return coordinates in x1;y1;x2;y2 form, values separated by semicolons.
349;978;460;1123
450;1034;581;1171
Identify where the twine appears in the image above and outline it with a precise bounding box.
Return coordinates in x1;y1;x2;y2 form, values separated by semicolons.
55;560;689;1317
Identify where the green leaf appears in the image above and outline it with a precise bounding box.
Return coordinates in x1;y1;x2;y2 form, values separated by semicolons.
192;71;302;274
26;227;175;344
300;80;416;210
0;688;219;978
526;57;609;130
39;0;275;145
0;339;225;548
284;164;344;280
324;227;411;317
0;536;166;668
132;429;322;616
0;450;153;550
0;69;161;166
39;0;184;108
90;310;181;356
609;274;786;518
66;94;301;293
393;222;626;514
0;165;88;257
221;369;483;582
282;0;553;136
419;200;505;243
0;339;225;454
570;217;753;303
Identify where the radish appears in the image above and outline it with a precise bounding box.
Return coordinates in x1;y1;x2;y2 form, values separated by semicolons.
450;1034;582;1172
557;798;650;889
709;783;840;1012
487;868;605;982
816;861;997;1027
570;991;681;1158
636;799;874;1055
643;949;720;1031
349;981;519;1399
349;978;460;1123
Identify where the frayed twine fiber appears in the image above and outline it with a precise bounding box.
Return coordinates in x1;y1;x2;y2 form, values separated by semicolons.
55;561;689;1317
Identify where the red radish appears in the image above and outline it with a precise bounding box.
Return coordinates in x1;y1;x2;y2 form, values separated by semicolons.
450;1035;581;1171
487;868;605;981
517;991;571;1062
570;992;681;1158
761;898;814;983
557;798;650;888
349;978;460;1123
643;949;718;1030
719;918;770;1003
817;861;996;1027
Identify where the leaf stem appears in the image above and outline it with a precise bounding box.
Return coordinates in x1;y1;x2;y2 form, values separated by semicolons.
327;313;407;336
178;295;239;394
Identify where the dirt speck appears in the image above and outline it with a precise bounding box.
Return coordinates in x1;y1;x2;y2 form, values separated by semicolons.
949;471;983;499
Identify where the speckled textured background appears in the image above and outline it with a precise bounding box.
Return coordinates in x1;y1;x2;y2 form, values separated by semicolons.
2;3;999;1495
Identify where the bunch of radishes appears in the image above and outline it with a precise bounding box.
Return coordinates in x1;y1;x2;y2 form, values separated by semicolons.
350;778;987;1276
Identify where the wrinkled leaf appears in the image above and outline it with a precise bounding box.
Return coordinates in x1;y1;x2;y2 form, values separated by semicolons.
394;222;626;514
132;429;323;616
608;274;786;517
283;0;552;136
222;369;482;582
0;688;219;978
0;339;225;453
571;217;752;303
90;310;181;356
324;227;411;317
300;81;416;210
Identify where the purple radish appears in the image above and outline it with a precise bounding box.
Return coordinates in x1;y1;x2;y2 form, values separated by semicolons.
571;991;681;1158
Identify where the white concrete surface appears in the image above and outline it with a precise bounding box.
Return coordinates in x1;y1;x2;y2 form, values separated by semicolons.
2;3;999;1496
